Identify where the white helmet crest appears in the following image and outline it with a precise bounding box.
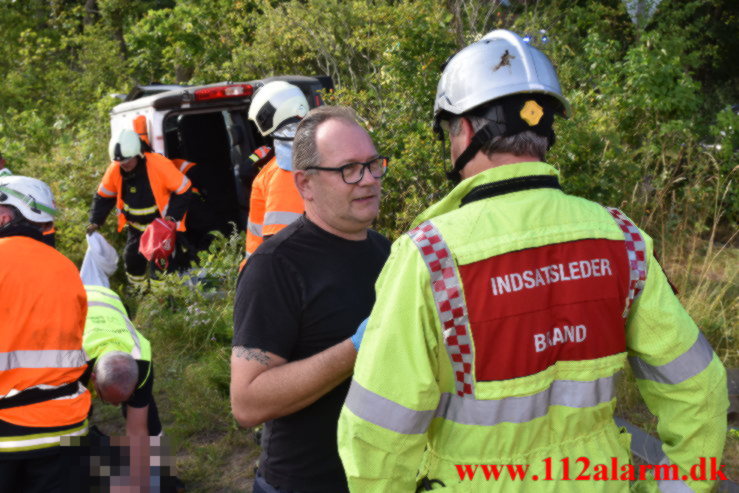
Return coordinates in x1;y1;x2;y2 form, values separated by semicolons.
434;29;571;124
248;81;309;136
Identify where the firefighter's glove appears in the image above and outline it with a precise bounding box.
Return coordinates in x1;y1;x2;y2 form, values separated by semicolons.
86;223;100;235
350;318;369;352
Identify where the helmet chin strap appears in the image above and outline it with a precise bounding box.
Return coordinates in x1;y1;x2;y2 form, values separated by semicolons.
446;121;506;183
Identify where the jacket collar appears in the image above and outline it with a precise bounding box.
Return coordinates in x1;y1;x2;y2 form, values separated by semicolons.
0;222;45;242
412;162;559;228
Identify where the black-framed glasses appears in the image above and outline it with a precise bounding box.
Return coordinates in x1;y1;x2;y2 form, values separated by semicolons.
305;156;389;184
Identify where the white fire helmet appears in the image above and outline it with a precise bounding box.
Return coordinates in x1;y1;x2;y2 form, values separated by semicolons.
433;29;571;127
108;129;143;162
248;81;309;136
0;175;57;223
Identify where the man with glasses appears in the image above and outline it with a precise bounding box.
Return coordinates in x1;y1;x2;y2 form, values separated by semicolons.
338;30;727;492
231;105;390;493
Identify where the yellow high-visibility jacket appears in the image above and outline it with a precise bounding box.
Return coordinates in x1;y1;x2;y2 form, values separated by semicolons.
338;162;727;492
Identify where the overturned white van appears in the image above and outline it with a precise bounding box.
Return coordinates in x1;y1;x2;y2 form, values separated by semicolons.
108;75;332;237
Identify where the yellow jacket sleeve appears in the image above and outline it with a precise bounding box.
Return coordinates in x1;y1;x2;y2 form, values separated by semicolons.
338;235;442;492
626;232;728;493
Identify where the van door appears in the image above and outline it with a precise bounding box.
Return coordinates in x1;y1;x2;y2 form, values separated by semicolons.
223;110;265;231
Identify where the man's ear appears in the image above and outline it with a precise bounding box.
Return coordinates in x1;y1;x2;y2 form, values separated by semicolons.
459;117;475;147
293;170;314;202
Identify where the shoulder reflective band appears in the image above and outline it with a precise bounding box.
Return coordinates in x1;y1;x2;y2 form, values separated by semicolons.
264;211;302;227
85;285;120;301
408;220;474;397
606;207;647;318
87;301;142;359
175;176;190;194
178;161;196;174
98;185;116;198
0;349;86;371
345;374;616;434
0;420;88;452
247;221;263;238
629;332;714;385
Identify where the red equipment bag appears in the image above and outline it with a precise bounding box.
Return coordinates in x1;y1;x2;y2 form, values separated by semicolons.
138;218;177;270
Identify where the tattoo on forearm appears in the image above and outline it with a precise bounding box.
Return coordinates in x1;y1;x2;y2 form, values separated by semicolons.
233;346;271;366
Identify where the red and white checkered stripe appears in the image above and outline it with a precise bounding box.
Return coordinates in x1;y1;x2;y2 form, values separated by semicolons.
606;207;647;318
409;221;474;397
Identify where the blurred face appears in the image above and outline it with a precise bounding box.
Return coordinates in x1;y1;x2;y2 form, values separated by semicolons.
296;119;382;240
118;156;138;172
0;205;13;227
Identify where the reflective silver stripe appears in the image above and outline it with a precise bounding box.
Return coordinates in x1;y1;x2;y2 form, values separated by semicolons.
345;379;435;434
88;301;142;359
178;161;194;173
408;221;474;397
264;211;301;226
0;349;87;371
123;203;158;215
658;478;695;493
0;422;88;451
629;333;714;385
174;177;190;194
436;374;615;425
346;375;615;433
98;186;116;197
247;221;263;237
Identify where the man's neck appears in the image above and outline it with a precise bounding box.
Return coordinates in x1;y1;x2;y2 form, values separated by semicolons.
304;209;369;241
460;153;542;180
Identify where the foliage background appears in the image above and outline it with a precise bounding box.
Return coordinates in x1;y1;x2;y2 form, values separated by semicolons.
0;0;736;489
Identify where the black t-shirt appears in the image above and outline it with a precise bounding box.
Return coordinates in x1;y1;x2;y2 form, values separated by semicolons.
233;216;390;493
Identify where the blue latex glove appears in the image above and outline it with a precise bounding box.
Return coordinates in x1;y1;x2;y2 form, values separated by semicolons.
351;318;369;352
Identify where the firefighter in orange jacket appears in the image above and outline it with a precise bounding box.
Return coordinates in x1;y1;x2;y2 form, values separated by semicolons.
242;81;310;266
0;175;91;491
88;129;192;284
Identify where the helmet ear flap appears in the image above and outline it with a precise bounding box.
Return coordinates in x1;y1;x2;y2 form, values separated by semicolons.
255;101;277;136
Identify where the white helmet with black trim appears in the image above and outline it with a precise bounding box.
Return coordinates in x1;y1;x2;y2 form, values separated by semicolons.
0;175;57;223
434;29;571;181
108;129;143;162
248;81;309;137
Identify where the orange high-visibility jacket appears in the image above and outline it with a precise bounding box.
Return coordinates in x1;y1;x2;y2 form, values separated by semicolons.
244;157;304;260
96;152;191;232
0;236;91;432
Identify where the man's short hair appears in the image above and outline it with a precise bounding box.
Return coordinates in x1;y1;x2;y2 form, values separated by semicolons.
293;106;359;171
95;350;138;401
450;115;549;161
